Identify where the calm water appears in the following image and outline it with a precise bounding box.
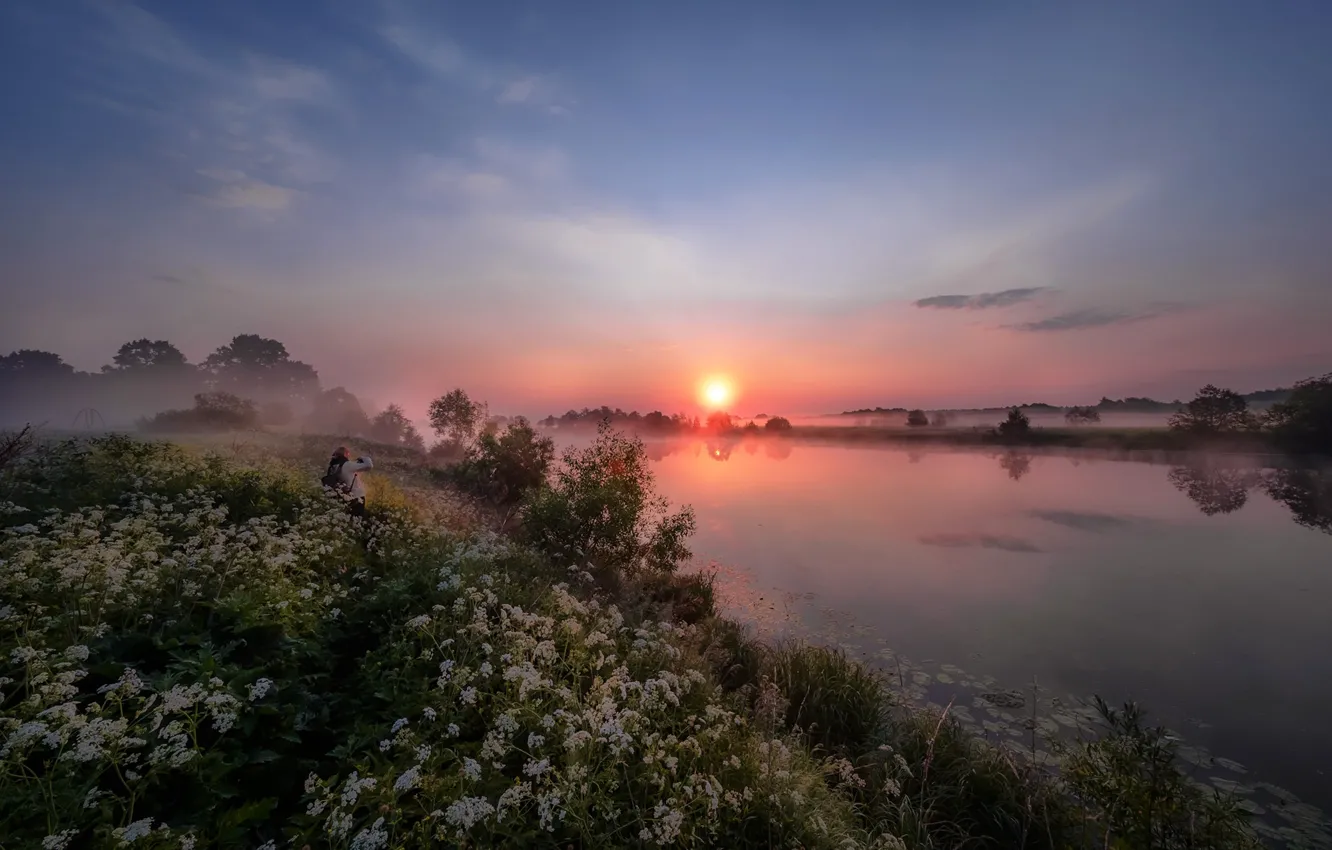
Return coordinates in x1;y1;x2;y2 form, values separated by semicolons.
632;437;1332;813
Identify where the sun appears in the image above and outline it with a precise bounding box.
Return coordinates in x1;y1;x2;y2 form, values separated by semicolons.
700;377;734;409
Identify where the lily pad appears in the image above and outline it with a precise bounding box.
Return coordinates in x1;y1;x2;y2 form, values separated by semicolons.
935;672;955;684
979;689;1025;709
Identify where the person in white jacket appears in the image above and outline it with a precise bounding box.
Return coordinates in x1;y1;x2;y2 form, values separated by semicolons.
324;446;373;518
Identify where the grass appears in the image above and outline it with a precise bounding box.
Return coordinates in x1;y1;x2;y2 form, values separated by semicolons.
0;432;1274;849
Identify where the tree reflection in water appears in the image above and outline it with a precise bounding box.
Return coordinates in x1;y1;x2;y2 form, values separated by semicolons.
1262;467;1332;534
764;440;792;461
1167;465;1256;515
998;450;1032;481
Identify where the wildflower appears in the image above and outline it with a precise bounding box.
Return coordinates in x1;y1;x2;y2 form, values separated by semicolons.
523;757;551;778
350;818;388;850
444;796;495;831
405;614;431;629
42;831;77;850
394;765;422;793
112;818;155;845
446;723;460;737
422;707;437;721
462;757;483;781
527;732;546;748
391;717;409;734
246;678;274;702
460;687;478;705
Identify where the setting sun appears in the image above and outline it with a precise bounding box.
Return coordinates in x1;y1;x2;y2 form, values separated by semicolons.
700;377;734;409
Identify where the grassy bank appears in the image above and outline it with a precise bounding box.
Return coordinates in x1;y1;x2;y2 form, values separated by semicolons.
771;425;1279;455
0;433;1267;849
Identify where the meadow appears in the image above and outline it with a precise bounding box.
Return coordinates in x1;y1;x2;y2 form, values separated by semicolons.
0;428;1276;849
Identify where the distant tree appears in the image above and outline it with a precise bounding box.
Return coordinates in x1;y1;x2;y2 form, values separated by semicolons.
705;411;734;433
1168;385;1255;434
1263;373;1332;453
106;339;188;371
997;408;1031;438
0;349;75;378
906;409;929;427
764;416;793;432
742;420;761;434
1065;406;1102;425
259;400;293;428
931;411;950;427
307;387;370;434
482;415;510;437
428;388;486;447
754;413;769;420
371;404;425;450
538;415;558;429
141;392;258;433
202;334;320;403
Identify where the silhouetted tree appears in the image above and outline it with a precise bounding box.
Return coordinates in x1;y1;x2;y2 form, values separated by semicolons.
764;416;793;432
141;392;258;433
1065;406;1101;425
0;349;75;378
307;387;370;434
997;408;1031;438
1168;385;1255;434
906;409;929;427
105;339;189;371
202;335;320;404
428;388;486;447
259;400;293;428
930;411;949;427
1167;465;1254;515
371;404;425;450
1261;468;1331;534
1264;373;1332;453
705;411;734;433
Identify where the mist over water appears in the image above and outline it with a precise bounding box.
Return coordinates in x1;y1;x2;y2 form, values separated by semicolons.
607;437;1332;807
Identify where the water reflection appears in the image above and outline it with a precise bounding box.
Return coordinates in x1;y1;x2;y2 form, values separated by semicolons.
1167;465;1255;516
1262;468;1332;534
998;450;1032;481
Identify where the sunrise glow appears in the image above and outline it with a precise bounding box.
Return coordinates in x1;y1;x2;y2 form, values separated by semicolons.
700;377;735;409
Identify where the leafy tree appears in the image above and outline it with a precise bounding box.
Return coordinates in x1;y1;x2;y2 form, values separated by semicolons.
452;418;555;507
427;388;486;447
1168;385;1254;434
523;421;696;581
370;404;425;450
106;339;189;371
764;416;793;432
307;387;370;434
930;411;949;427
1263;373;1332;453
1065;406;1101;425
906;409;929;427
259;400;293;428
996;408;1031;438
0;349;75;377
141;392;258;433
202;335;320;403
705;411;734;433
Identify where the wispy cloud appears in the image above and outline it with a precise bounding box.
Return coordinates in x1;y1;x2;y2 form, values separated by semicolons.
914;287;1046;310
1008;303;1188;333
197;169;296;211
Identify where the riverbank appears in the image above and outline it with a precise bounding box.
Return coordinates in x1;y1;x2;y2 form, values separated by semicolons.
0;433;1269;849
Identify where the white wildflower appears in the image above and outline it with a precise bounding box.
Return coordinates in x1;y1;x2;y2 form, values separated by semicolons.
445;796;495;831
246;678;274;702
349;817;388;850
394;765;422;793
42;831;77;850
112;818;154;845
462;757;482;781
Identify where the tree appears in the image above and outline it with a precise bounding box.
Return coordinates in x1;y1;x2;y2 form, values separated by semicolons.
997;408;1031;437
523;421;696;580
307;387;370;434
370;404;425;450
906;409;929;427
106;339;188;371
705;411;734;433
452;418;555;507
259;400;293;428
1065;406;1102;425
1264;373;1332;453
141;392;258;433
764;416;793;432
0;349;75;378
202;334;320;403
427;388;486;447
1168;385;1255;434
931;411;950;427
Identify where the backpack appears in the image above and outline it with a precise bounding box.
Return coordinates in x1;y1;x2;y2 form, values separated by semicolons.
321;456;350;491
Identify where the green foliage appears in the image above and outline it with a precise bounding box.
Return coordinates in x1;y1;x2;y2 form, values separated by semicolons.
763;416;792;432
107;338;190;371
1264;372;1332;453
522;421;696;581
427;388;487;448
141;392;260;433
766;644;886;755
997;407;1032;438
1168;385;1256;434
906;410;929;428
451;418;555;507
1059;699;1261;850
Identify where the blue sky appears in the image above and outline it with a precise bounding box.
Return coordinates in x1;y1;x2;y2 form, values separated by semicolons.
2;0;1330;415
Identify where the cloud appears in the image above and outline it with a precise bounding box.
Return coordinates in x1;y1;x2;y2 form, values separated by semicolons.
1008;303;1188;333
197;169;295;210
917;532;1044;553
914;287;1045;310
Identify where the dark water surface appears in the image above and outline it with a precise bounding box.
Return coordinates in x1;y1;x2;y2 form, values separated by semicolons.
633;438;1332;817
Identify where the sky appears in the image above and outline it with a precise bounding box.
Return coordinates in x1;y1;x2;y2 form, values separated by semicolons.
2;0;1330;418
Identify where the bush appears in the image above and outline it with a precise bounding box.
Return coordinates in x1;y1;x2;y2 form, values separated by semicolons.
996;408;1031;438
140;391;259;433
764;416;793;432
370;403;425;451
906;409;929;427
1168;385;1255;434
1264;372;1332;453
451;418;555;507
522;421;696;582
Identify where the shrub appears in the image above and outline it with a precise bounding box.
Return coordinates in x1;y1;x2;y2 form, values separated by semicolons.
764;416;793;432
1168;385;1255;434
451;418;555;507
522;421;696;582
1264;372;1332;453
906;409;929;427
140;391;259;433
370;403;426;451
997;408;1031;438
0;423;34;473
